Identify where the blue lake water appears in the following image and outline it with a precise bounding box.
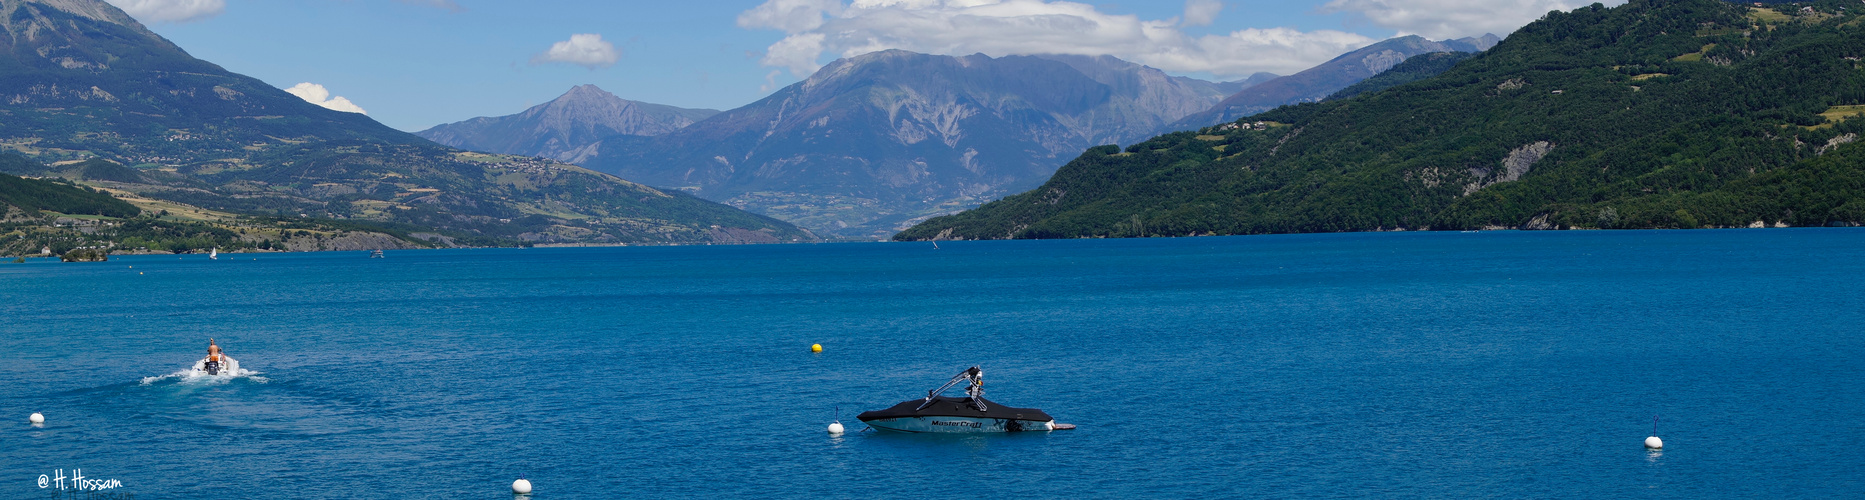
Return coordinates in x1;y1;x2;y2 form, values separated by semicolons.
3;230;1863;498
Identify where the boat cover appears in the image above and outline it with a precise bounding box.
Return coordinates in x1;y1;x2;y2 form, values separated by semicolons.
857;396;1053;422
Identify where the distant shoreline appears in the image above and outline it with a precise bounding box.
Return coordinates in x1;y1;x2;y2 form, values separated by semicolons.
7;239;844;261
16;226;1863;263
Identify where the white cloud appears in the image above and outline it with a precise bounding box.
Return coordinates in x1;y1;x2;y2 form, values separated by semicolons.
1322;0;1628;40
1183;0;1222;27
105;0;224;23
284;83;368;115
763;32;828;77
738;0;1376;79
531;34;621;69
737;0;844;32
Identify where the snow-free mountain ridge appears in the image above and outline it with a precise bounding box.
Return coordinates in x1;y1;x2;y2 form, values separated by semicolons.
1171;34;1502;130
582;50;1251;238
417;85;719;165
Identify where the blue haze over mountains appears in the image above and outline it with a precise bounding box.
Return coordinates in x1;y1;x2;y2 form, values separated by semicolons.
1171;34;1501;130
423;38;1496;238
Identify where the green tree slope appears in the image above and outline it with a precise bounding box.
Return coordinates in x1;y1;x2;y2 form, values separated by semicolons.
898;0;1865;240
0;172;138;217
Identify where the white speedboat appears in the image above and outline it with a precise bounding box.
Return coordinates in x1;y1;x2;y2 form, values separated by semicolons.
857;366;1066;433
191;355;238;376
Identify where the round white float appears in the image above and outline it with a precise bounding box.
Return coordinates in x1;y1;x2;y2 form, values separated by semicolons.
1644;436;1663;449
29;412;43;424
512;478;532;495
828;421;845;434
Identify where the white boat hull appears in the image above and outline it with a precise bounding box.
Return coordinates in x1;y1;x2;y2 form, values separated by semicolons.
863;416;1055;433
191;356;238;376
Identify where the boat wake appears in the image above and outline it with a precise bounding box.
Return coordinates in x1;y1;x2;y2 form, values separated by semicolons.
140;364;267;385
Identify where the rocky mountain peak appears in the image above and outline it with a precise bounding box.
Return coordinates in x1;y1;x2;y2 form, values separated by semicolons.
1455;33;1504;52
1;0;171;50
523;84;637;123
416;85;718;164
5;0;143;29
555;84;616;104
0;0;406;150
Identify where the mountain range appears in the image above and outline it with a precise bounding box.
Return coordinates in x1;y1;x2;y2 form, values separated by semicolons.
428;52;1286;238
0;0;812;254
596;51;1268;238
1168;34;1501;130
896;0;1865;240
423;39;1488;239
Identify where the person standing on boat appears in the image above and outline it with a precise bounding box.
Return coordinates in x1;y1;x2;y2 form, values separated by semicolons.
203;338;227;375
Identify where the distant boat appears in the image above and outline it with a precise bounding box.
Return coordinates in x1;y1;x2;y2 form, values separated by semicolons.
209;248;218;260
370;249;384;258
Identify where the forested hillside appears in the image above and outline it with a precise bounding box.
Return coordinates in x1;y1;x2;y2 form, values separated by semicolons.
899;0;1865;240
0;171;138;217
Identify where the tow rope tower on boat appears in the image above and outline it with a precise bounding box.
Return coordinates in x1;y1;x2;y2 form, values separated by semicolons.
917;366;988;412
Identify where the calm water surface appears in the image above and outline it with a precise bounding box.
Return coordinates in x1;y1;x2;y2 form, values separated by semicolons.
3;230;1862;498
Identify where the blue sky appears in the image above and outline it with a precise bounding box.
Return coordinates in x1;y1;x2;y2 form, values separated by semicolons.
110;0;1618;132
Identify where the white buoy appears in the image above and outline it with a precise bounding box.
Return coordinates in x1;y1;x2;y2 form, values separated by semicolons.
511;478;532;495
29;412;44;424
828;421;845;434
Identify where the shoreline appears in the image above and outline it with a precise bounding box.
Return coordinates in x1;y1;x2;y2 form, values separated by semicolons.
11;225;1860;262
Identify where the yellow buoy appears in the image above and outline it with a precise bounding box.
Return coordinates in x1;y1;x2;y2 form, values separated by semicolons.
811;344;823;353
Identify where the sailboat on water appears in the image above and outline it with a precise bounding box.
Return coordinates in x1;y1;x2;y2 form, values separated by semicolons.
209;248;218;260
